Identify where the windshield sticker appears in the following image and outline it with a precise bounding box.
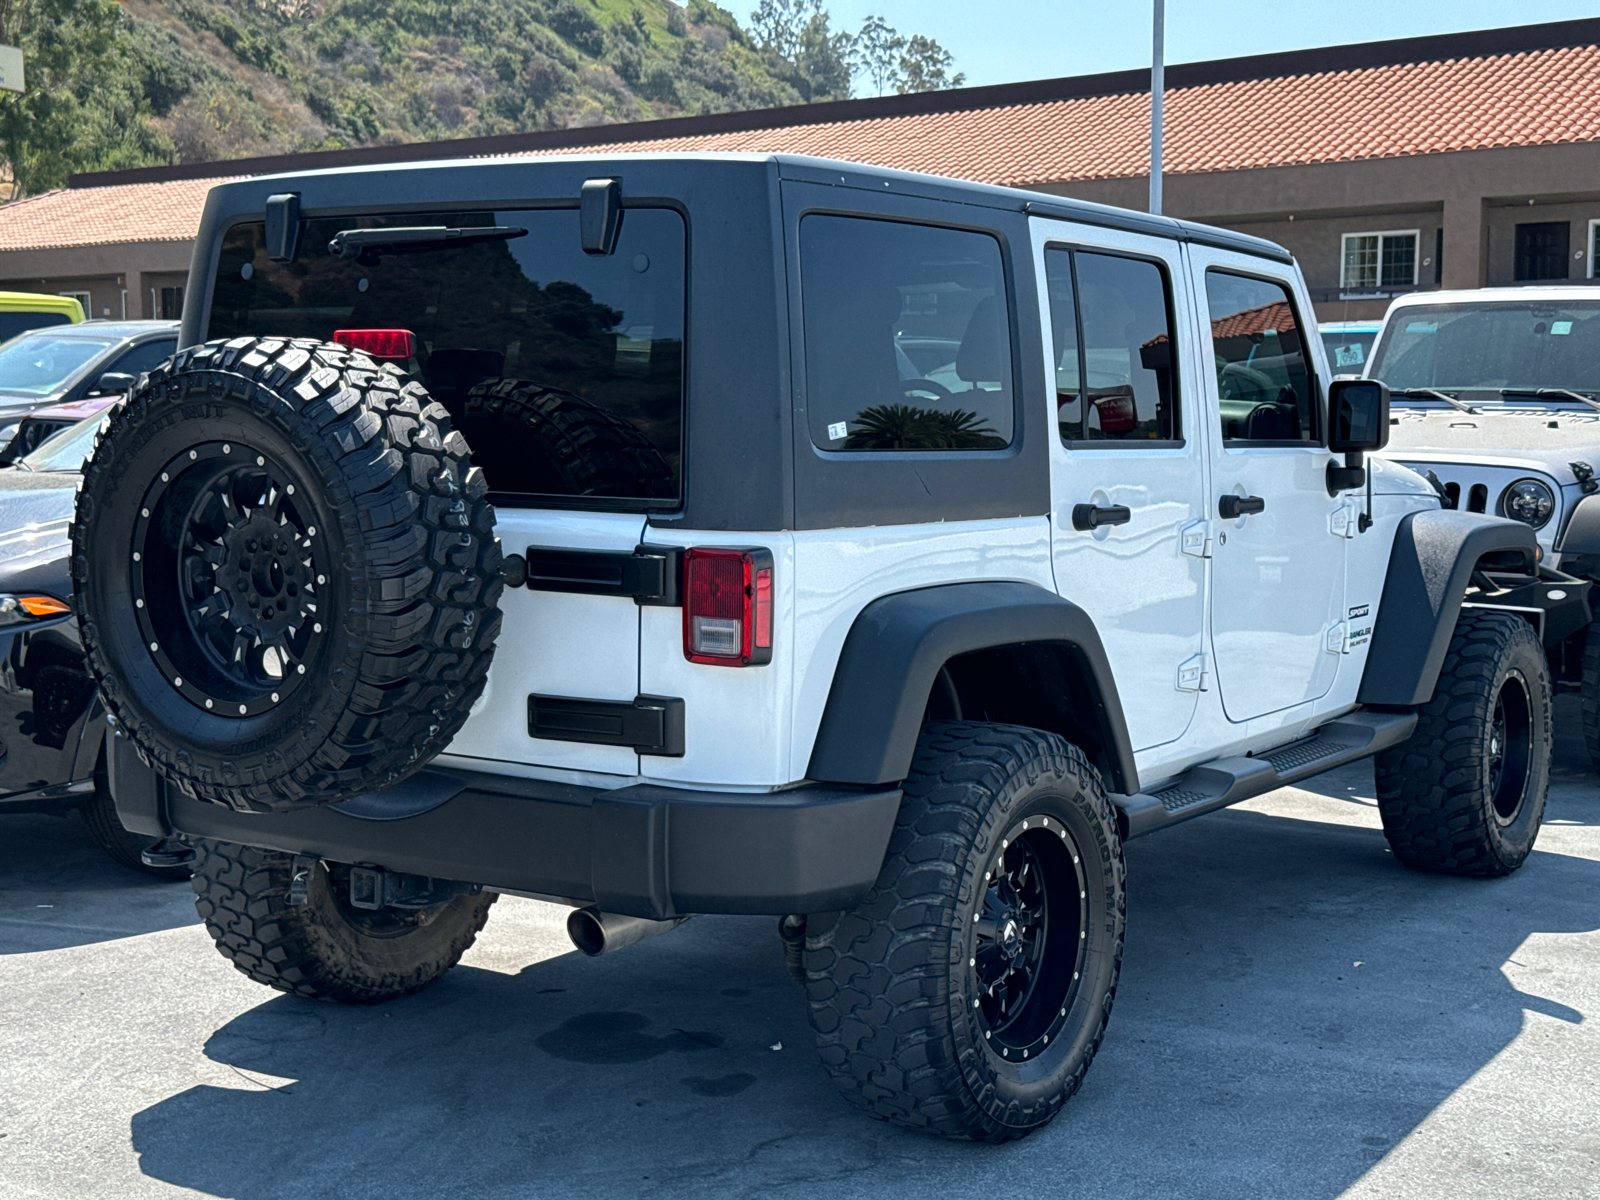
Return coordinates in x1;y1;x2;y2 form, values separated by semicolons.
827;421;848;441
1405;322;1437;334
1552;320;1573;336
1334;344;1365;367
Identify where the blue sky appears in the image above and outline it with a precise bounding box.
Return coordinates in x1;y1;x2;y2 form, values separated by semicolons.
812;2;1600;89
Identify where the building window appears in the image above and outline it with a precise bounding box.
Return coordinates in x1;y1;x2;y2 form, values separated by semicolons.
158;286;184;320
1514;222;1570;282
1341;231;1419;290
58;291;91;316
1588;220;1599;279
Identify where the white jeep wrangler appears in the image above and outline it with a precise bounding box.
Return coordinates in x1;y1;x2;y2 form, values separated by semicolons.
80;154;1560;1142
1366;285;1600;771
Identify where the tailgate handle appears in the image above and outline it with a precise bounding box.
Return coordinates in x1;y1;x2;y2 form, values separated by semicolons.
522;545;681;606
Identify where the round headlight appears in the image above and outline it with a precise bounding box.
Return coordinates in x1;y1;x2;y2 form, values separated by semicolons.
1500;478;1556;529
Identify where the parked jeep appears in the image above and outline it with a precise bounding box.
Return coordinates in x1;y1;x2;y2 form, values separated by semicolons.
76;154;1568;1141
1368;286;1600;771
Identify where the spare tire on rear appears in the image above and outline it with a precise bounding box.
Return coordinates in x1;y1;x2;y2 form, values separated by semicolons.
72;337;504;814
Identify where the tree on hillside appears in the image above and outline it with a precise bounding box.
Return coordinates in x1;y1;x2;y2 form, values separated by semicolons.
749;0;853;102
0;0;170;198
853;14;902;96
898;33;964;93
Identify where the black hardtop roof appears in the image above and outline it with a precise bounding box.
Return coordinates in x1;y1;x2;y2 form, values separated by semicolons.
202;150;1293;267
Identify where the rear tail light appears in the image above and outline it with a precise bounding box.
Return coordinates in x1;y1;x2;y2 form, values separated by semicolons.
683;547;774;666
332;329;416;362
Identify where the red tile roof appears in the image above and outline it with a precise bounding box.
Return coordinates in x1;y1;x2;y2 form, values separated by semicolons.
5;22;1600;252
546;43;1600;187
0;178;232;251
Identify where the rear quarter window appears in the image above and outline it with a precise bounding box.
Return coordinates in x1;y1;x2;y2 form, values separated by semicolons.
799;215;1014;452
208;207;686;506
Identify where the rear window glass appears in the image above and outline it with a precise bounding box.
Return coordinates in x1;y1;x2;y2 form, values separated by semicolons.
208;208;686;505
799;215;1013;452
0;311;71;342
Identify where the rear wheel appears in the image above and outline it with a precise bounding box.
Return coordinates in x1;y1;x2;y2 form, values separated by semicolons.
804;722;1124;1141
191;840;496;1004
72;338;504;813
1375;610;1551;876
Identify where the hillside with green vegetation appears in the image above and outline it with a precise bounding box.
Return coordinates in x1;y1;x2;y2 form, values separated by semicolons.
0;0;964;197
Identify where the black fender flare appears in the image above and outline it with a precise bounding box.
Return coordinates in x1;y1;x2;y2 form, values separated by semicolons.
1556;492;1600;557
805;581;1139;794
1358;510;1537;707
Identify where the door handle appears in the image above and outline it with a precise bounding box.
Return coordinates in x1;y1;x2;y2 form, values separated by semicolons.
1072;503;1132;531
1218;494;1266;519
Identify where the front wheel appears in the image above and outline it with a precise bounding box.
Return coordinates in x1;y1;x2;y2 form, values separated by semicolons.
1375;610;1551;876
804;722;1125;1141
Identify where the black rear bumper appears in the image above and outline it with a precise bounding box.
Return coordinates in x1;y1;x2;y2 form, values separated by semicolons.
109;736;901;919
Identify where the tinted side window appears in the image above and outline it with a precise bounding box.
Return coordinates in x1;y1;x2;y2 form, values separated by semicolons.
0;311;70;341
1205;271;1317;443
1047;249;1179;443
109;339;177;378
210;208;685;504
800;215;1012;451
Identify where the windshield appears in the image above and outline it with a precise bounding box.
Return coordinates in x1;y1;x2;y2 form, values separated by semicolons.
1369;300;1600;396
1321;327;1377;372
0;332;117;397
19;415;100;473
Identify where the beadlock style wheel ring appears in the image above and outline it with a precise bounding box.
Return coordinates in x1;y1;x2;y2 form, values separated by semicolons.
966;811;1089;1063
131;442;327;718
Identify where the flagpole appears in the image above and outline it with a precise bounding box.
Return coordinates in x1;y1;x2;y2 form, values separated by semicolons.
1150;0;1165;215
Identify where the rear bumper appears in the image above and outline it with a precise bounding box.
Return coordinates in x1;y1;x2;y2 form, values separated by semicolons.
109;736;900;919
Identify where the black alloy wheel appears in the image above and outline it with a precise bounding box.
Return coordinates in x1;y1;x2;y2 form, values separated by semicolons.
133;443;327;721
1487;670;1533;823
969;813;1087;1065
1375;609;1551;876
72;337;505;813
806;722;1125;1141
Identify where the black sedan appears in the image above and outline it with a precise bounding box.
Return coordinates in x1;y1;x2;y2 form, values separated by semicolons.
0;417;188;877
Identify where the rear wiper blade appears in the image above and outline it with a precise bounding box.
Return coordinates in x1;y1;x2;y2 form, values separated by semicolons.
1395;386;1479;415
1498;387;1600;412
327;225;527;262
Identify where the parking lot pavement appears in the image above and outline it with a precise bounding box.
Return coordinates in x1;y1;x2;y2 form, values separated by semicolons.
1;704;1596;1200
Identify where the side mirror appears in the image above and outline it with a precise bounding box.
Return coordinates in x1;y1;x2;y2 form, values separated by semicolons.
1326;379;1390;494
91;372;136;396
1328;378;1390;453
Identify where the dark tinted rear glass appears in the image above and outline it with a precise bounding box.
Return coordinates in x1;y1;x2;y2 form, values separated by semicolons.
209;208;685;505
0;311;71;341
800;215;1013;452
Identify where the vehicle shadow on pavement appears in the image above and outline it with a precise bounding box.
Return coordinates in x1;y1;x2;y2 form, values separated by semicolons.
0;811;195;954
127;802;1599;1199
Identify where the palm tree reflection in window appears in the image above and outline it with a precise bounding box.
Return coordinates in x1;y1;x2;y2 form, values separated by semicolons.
844;403;1005;449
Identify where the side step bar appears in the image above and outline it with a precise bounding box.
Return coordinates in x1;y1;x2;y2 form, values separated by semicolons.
1111;710;1417;840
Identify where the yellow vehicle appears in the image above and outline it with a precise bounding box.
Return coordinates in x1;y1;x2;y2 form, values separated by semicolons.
0;291;85;342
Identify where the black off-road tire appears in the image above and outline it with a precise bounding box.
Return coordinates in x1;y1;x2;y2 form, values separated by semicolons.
78;765;190;880
1375;610;1551;876
460;378;674;499
1580;620;1600;774
191;839;496;1004
72;337;503;813
804;722;1125;1142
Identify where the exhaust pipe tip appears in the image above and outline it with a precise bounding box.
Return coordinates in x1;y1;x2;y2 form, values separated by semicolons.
567;907;608;956
566;906;689;956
